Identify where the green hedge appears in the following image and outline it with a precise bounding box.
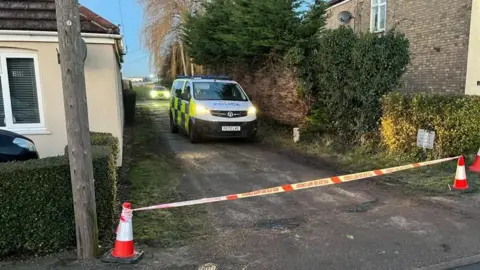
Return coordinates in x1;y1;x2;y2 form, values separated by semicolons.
307;27;410;140
381;92;480;158
90;132;119;162
0;135;119;257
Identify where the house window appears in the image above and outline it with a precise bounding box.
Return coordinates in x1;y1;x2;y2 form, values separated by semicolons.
0;54;44;131
371;0;386;32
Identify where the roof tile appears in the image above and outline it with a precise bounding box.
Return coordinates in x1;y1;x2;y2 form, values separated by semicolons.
0;0;120;34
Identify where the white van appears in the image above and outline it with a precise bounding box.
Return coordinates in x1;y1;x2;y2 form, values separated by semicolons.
169;76;258;143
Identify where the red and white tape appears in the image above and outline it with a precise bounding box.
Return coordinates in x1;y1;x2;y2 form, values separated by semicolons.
133;156;459;212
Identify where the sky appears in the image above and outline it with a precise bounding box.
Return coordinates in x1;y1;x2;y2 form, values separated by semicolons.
78;0;317;78
79;0;151;78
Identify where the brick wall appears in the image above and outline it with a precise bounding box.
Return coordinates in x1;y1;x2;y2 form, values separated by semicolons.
325;0;357;30
326;0;473;94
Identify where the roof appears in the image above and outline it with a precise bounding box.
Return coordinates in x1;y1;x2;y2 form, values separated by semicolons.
0;0;120;34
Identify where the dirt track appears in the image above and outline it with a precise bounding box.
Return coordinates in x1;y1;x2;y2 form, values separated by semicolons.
5;101;480;270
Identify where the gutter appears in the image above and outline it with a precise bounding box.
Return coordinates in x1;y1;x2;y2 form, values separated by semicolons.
0;30;123;40
0;30;126;56
326;0;354;10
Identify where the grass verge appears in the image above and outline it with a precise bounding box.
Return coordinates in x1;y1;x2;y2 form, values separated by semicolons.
258;120;479;195
129;106;210;247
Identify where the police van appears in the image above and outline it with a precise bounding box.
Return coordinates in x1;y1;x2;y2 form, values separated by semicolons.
169;75;258;143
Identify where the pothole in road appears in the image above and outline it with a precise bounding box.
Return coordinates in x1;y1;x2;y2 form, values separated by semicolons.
345;199;379;213
255;216;305;232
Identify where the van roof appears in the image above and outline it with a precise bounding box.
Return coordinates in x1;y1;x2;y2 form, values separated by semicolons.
176;75;233;80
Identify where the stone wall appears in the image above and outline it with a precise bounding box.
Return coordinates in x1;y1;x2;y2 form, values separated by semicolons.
233;67;307;126
326;0;473;94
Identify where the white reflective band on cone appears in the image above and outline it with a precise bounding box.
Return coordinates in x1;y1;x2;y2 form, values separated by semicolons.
456;164;467;181
117;210;133;241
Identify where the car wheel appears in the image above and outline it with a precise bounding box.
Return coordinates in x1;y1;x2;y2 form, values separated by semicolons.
189;121;200;143
170;114;178;133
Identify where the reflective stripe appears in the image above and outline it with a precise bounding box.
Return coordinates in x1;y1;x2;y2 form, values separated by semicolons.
185;102;190;115
173;97;179;110
181;112;186;127
456;164;467;180
170;96;193;132
116;219;133;241
189;100;196;117
174;106;179;124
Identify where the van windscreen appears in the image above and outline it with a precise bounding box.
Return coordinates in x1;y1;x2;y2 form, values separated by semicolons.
193;82;247;101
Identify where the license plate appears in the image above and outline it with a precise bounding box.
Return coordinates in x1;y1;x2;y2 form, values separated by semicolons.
222;126;241;131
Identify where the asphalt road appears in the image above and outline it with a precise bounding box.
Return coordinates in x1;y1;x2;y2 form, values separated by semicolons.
5;100;480;270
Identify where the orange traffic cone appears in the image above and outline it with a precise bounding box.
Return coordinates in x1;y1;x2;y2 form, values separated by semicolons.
449;156;470;191
469;147;480;173
102;202;143;264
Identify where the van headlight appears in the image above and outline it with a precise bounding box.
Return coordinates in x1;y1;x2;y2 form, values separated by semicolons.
195;105;210;114
248;106;256;115
13;137;36;152
150;90;157;98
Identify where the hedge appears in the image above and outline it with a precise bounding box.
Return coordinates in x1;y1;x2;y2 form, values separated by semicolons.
306;28;410;140
90;132;119;162
0;134;119;257
381;92;480;158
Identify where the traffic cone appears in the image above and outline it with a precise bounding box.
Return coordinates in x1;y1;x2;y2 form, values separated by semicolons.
102;202;143;264
469;147;480;173
449;156;471;191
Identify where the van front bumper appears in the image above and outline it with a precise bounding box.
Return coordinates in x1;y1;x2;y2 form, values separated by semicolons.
193;119;258;138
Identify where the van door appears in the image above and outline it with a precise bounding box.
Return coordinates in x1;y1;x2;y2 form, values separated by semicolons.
171;80;185;128
180;82;192;132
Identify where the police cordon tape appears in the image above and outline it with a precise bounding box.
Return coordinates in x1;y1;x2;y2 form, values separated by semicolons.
132;156;460;212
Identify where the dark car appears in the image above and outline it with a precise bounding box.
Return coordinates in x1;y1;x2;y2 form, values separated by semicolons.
0;129;39;163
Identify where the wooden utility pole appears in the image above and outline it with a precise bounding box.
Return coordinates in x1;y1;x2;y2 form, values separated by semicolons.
55;0;99;259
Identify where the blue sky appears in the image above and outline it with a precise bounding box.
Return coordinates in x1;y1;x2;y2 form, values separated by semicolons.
80;0;150;77
79;0;317;78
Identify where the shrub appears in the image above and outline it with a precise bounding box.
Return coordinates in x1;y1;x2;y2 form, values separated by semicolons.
308;27;410;141
0;145;118;257
381;92;480;158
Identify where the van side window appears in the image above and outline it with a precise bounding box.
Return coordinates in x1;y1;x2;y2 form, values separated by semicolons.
173;81;184;98
181;85;191;101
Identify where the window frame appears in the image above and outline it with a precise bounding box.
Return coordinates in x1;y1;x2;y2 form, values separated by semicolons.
0;52;46;132
370;0;387;33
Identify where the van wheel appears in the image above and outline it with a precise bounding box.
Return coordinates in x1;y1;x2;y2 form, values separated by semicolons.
189;121;200;143
170;114;178;133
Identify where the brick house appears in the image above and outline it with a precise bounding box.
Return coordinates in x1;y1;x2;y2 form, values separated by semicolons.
325;0;480;95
